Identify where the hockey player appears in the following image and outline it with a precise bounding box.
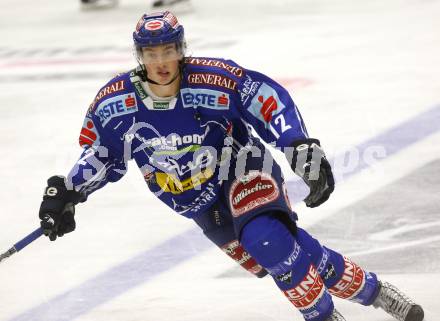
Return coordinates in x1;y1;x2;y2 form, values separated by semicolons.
152;0;190;8
80;0;119;10
38;11;424;321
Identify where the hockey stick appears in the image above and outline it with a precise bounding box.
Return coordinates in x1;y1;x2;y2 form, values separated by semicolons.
0;227;43;264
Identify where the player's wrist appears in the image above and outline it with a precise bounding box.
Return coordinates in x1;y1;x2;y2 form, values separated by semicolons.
286;138;324;176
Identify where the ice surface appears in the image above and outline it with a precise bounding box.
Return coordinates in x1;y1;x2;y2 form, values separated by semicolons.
0;0;439;320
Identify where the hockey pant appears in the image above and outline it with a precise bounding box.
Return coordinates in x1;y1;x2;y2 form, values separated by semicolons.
193;150;379;321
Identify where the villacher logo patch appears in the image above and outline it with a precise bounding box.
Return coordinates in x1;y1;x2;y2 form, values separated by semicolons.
229;171;279;216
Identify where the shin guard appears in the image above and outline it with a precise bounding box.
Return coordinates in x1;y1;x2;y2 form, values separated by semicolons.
296;228;379;306
327;256;379;305
241;214;334;321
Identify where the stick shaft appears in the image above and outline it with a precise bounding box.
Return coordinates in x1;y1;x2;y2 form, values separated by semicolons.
14;227;43;251
0;227;43;264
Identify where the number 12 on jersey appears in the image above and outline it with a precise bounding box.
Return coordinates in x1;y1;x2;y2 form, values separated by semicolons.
269;114;292;139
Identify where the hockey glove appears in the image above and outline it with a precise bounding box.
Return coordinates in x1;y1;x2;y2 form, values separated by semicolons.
288;138;335;208
39;175;85;241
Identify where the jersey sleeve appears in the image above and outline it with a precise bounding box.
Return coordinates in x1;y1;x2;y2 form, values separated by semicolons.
235;68;309;148
66;99;128;198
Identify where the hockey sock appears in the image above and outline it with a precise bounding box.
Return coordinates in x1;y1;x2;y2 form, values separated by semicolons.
240;214;334;321
295;228;379;306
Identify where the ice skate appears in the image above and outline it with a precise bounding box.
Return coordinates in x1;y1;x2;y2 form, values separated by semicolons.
80;0;118;10
372;281;424;321
325;309;346;321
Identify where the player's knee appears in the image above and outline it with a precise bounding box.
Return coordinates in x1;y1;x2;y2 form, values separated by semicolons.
296;228;321;259
240;213;296;269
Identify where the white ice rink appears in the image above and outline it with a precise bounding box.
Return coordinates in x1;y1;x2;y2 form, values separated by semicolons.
0;0;439;320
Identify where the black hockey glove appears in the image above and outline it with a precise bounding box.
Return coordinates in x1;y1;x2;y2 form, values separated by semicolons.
39;175;85;241
287;138;335;208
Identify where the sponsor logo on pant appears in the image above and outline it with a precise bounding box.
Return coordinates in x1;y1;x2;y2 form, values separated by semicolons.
221;240;264;275
329;257;365;299
229;171;279;217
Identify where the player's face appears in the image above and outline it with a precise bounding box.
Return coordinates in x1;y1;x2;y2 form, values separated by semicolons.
142;44;182;85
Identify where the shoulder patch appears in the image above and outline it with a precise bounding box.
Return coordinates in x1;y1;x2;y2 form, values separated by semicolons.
95;93;138;127
79;116;100;147
88;79;126;113
185;57;244;77
240;74;262;105
247;83;286;123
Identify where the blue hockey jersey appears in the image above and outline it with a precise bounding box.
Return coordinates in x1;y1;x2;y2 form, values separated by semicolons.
68;57;308;218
